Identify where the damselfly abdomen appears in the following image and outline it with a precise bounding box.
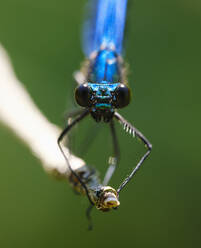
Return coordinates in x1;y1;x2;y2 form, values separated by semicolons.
58;0;152;208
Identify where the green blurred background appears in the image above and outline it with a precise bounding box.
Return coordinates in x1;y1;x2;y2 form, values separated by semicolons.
0;0;201;247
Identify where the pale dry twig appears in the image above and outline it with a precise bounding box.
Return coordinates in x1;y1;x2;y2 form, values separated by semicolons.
0;44;84;178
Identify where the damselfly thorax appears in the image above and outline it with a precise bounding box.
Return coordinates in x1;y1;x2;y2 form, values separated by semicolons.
75;47;131;122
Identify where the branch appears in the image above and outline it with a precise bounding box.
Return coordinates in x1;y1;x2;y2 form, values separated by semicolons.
0;44;85;178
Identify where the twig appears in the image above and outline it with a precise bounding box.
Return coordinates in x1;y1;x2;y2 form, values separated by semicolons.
0;44;85;178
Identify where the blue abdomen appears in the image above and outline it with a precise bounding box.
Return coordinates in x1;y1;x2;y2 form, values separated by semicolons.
83;0;128;57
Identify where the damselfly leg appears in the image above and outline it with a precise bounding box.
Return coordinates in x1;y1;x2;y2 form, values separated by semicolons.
103;120;120;185
66;107;118;186
57;109;94;204
65;108;84;152
114;112;152;194
65;109;84;124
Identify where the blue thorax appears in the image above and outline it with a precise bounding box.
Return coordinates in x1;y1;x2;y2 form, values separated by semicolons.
88;49;120;83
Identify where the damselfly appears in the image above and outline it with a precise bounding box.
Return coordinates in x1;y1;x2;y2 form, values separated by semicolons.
58;0;152;206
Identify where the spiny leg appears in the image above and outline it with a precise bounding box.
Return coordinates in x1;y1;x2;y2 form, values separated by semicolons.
103;120;120;185
57;109;94;205
86;204;94;231
114;112;152;194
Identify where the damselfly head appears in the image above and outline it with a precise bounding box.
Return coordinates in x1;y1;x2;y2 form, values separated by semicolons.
94;186;120;211
75;82;130;122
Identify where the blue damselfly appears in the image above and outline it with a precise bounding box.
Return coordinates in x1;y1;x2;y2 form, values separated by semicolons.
58;0;152;208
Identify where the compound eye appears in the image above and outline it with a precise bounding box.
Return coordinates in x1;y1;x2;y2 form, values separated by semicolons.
114;84;131;108
75;84;91;107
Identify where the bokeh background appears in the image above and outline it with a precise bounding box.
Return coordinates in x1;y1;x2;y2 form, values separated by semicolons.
0;0;201;247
